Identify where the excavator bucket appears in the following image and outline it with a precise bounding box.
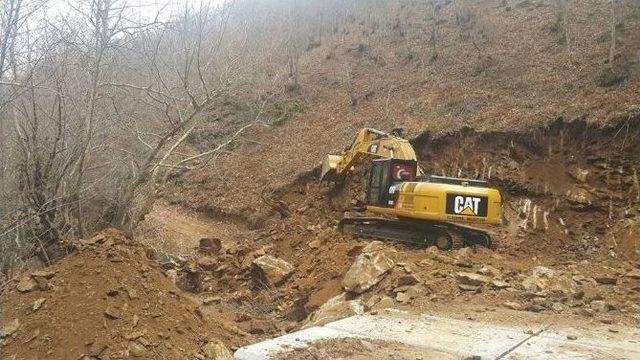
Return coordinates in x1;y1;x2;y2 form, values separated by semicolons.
320;154;342;181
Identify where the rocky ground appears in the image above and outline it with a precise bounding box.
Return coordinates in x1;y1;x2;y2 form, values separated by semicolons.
5;119;639;359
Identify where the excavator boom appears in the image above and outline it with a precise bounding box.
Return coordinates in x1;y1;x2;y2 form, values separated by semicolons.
320;128;420;181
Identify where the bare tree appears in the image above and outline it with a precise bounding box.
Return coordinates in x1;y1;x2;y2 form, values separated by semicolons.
609;0;617;66
101;1;243;229
557;0;571;55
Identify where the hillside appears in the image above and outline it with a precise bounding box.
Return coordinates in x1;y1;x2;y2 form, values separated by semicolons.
171;0;640;217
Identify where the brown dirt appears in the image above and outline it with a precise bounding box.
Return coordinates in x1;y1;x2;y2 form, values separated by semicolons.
135;201;245;257
0;229;239;359
160;118;640;336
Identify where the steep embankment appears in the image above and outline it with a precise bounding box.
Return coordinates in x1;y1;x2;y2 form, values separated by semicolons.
170;0;640;218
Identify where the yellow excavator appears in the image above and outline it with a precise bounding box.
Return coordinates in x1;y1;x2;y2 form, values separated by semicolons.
321;128;502;249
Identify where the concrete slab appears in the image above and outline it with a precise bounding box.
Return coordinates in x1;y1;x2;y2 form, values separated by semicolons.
234;310;640;360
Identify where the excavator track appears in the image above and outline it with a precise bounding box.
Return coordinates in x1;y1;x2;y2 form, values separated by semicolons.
338;217;492;250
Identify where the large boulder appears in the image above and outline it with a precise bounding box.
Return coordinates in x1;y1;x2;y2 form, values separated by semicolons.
251;255;294;286
305;293;364;327
342;241;396;294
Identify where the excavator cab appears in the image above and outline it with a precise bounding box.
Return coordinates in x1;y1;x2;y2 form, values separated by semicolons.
366;159;418;207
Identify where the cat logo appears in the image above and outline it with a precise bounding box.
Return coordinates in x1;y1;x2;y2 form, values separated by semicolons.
446;194;488;217
454;196;481;215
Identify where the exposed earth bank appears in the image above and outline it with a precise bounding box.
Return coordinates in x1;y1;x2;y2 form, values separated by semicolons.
3;119;639;359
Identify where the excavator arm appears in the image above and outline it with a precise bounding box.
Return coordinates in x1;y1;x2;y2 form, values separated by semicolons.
320;128;422;181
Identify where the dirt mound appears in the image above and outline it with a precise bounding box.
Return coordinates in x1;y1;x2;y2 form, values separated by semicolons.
0;229;236;360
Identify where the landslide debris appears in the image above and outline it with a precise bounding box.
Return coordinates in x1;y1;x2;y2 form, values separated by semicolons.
10;119;638;358
147;119;640;339
0;229;236;360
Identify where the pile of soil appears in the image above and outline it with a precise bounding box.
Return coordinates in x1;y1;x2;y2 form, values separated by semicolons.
0;229;236;359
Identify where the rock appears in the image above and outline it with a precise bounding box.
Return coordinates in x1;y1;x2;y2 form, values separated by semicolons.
404;284;427;299
594;276;618;285
425;246;440;257
425;247;453;264
127;288;138;300
31;275;50;291
625;269;640;279
32;298;46;311
104;306;121;319
490;280;510;289
458;284;480;292
0;319;20;338
31;270;56;279
202;340;233;360
456;272;490;286
525;304;545;313
371;296;396;310
454;259;473;268
599;318;614;325
590;300;612;312
16;275;38;293
551;302;565;312
568;167;589;183
522;276;548;292
245;319;275;335
199;238;222;255
532;266;556;278
251;255;294;286
396;274;418;286
396;292;410;303
308;239;323;249
456;247;473;258
478;265;501;277
567;334;578;340
132;314;140;327
128;342;147;357
176;270;203;293
342;241;395;294
81;233;106;246
197;257;217;271
203;296;221;305
580;308;595;317
306;293;364;327
503;302;523;310
567;187;593;206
